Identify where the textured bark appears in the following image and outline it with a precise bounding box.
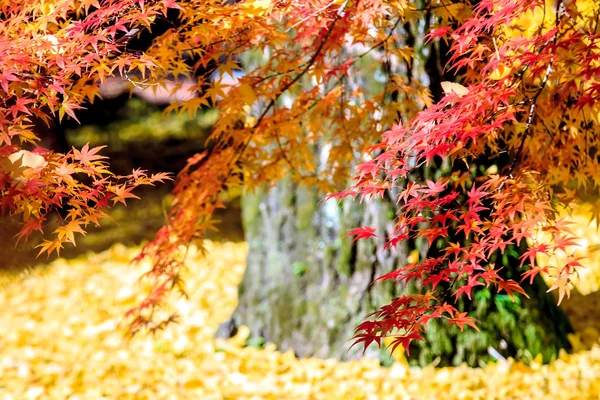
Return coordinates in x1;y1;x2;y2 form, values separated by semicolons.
220;180;408;361
219;180;573;366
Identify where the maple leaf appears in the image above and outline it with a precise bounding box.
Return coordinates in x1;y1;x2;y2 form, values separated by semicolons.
519;243;549;268
10;98;33;118
547;276;571;306
240;0;272;17
58;99;84;123
54;220;86;245
425;26;453;43
346;226;378;243
14;217;44;244
453;275;484;300
496;280;529;301
0;71;19;92
421;179;446;196
441;81;469;97
110;184;141;206
553;234;580;252
387;331;425;356
448;312;480;332
520;266;547;285
36;239;64;257
349;332;382;355
149;172;173;183
72;143;108;164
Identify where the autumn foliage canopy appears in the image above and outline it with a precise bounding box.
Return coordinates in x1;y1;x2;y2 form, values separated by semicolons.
1;0;600;354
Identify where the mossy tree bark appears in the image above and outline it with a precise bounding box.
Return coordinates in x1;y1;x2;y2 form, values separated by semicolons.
223;181;410;362
218;179;572;367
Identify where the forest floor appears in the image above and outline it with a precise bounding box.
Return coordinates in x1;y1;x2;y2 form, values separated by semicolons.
2;241;600;399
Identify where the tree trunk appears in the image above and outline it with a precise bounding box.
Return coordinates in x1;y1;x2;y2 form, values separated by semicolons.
219;179;572;367
218;7;572;367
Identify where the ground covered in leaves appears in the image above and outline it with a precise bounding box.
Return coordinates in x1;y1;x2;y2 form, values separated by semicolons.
2;241;600;399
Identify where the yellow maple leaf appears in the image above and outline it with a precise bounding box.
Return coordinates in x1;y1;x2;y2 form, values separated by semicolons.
489;63;512;80
441;81;469;97
547;276;571;305
240;0;272;16
238;83;256;105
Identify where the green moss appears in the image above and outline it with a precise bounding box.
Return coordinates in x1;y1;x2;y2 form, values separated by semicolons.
241;190;263;238
292;262;307;276
335;237;353;277
294;186;317;232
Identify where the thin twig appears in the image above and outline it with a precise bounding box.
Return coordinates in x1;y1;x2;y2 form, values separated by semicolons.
507;0;562;175
236;7;343;159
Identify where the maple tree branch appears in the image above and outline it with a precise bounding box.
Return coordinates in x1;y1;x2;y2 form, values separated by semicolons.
357;17;403;59
238;9;342;156
508;0;562;176
274;128;297;173
254;12;401;89
194;7;344;200
179;27;252;53
507;64;551;176
252;61;311;85
409;1;456;12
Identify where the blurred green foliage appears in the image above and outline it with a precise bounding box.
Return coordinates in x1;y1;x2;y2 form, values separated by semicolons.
66;98;219;148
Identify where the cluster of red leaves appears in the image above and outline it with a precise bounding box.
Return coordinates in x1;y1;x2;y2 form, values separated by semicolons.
0;0;176;254
337;0;600;354
2;144;169;255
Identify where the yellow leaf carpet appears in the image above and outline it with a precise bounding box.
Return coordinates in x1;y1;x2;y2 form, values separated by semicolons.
2;241;600;399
